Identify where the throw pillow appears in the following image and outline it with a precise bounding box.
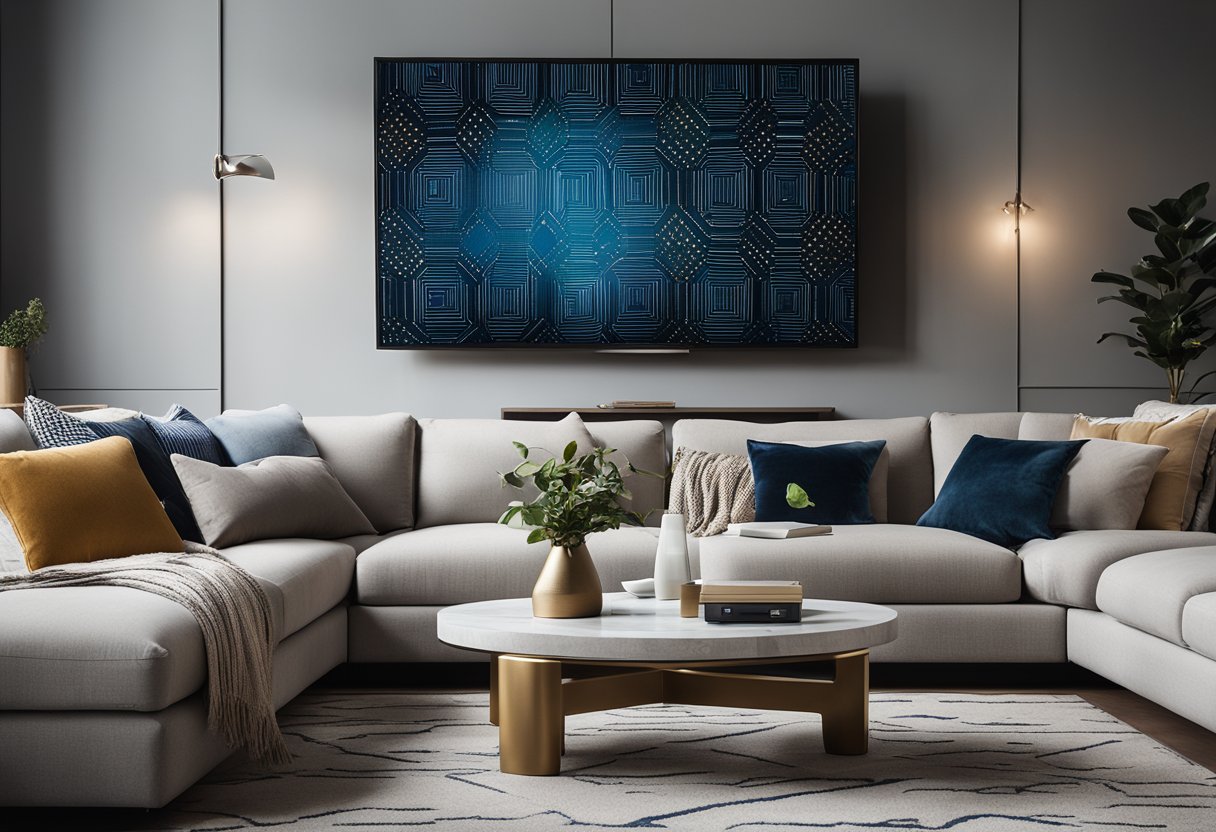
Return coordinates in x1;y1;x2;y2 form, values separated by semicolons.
143;404;227;465
1071;408;1216;531
1051;438;1169;531
917;435;1085;548
171;454;375;548
746;439;886;525
0;436;183;570
1131;400;1216;531
205;404;319;465
22;396;203;542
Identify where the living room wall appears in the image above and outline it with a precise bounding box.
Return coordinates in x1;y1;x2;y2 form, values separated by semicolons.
1;0;1213;419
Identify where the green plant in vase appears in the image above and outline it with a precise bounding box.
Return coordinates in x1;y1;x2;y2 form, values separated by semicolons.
1093;182;1216;403
0;298;49;402
499;440;651;618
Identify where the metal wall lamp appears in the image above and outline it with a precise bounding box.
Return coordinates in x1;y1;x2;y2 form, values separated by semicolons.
213;153;275;180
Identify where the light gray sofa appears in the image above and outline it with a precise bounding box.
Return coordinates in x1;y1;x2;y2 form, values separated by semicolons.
1;407;1215;808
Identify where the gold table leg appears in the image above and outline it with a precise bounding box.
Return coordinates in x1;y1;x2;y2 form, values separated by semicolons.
491;649;872;775
496;655;562;775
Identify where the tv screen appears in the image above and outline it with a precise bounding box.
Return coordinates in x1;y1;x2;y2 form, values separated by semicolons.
375;58;857;349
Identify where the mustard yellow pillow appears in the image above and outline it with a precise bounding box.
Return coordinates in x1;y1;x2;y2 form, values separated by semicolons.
0;436;183;570
1071;409;1216;531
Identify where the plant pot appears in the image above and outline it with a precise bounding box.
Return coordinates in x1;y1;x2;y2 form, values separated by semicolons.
532;542;603;618
0;347;25;403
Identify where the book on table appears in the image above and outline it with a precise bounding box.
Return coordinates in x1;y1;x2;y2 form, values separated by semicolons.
723;521;832;539
699;580;804;604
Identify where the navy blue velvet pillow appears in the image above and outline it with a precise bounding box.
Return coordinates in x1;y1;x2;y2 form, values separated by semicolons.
87;418;204;543
746;439;886;525
916;435;1086;548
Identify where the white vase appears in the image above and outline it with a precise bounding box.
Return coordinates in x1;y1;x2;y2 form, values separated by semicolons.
654;512;691;600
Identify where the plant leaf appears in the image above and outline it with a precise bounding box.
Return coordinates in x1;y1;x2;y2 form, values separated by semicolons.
1151;197;1186;227
515;460;542;478
1156;232;1183;263
562;440;577;463
1091;272;1134;288
513;441;529;459
1127;207;1158;232
526;528;549;545
785;482;814;509
1097;332;1147;348
1180;181;1209;216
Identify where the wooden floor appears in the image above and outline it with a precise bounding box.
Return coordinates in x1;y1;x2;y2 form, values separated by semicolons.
323;662;1216;772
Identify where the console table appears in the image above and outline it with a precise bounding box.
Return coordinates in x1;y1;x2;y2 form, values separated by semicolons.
501;406;835;423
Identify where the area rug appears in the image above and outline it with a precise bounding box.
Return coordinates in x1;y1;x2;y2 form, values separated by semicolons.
146;692;1215;831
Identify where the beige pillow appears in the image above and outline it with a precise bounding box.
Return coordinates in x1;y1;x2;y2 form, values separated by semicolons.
1133;400;1216;530
1051;438;1169;531
172;454;375;548
1071;409;1216;531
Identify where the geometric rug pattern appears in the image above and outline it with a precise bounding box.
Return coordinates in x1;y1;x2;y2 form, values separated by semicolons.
376;60;858;347
148;692;1215;831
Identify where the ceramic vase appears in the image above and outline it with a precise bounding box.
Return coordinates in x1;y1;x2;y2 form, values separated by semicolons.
0;347;25;403
532;542;603;618
654;512;691;600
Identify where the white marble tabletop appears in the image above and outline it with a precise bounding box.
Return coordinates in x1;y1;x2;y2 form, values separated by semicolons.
437;593;897;662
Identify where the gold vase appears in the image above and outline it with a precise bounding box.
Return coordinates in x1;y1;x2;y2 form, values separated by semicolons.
532;542;603;619
0;347;25;403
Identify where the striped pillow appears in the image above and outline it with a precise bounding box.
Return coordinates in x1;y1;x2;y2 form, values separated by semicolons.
143;405;227;465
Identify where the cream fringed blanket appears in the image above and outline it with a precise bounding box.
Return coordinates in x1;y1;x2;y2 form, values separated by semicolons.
0;543;290;766
668;447;755;536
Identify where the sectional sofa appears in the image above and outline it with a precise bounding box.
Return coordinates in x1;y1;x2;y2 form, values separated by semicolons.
1;408;1215;807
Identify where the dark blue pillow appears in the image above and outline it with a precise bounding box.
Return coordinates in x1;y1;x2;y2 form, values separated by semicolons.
746;439;886;525
87;419;204;543
916;435;1086;548
143;404;228;466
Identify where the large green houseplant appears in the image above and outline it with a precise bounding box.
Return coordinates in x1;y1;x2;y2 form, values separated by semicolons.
500;440;647;618
1093;182;1216;402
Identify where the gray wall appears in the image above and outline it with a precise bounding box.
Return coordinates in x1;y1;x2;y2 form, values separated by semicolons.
2;0;1213;419
0;0;220;415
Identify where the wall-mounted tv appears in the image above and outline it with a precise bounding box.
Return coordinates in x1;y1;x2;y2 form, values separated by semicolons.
375;58;857;349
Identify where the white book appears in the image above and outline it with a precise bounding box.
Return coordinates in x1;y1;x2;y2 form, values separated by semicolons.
724;521;833;539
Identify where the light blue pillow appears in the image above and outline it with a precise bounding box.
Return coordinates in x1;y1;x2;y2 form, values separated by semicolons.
205;404;318;466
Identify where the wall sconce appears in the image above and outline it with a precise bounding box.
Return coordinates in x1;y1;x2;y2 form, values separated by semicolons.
213;154;275;181
1003;193;1033;231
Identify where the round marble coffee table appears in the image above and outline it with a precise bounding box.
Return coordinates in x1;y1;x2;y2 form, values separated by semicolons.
437;593;897;775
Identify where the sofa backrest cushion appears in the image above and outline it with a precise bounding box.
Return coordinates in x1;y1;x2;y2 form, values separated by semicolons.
0;408;35;453
582;419;667;526
415;412;598;528
671;417;931;524
930;411;1079;495
304;413;417;534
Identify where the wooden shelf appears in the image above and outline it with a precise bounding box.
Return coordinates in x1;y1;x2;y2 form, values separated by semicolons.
500;406;835;423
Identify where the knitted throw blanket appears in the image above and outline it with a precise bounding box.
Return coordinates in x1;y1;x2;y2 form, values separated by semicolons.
0;543;290;766
668;447;755;537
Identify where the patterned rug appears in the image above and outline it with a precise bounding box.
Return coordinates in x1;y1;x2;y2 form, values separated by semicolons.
146;692;1215;831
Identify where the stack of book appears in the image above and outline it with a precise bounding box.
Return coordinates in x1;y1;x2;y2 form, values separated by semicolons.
699;580;804;623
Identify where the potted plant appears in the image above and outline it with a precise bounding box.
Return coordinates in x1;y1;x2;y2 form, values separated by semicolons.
0;298;48;403
499;440;647;618
1093;182;1216;403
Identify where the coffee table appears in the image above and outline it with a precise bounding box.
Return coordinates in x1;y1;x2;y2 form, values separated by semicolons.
437;593;898;775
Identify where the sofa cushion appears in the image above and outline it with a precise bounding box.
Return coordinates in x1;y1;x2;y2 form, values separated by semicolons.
1017;412;1077;441
304;413;416;533
1182;592;1216;661
220;538;356;640
415;413;596;527
672;417;931;524
928;411;1022;496
1019;530;1216;609
0;407;35;452
338;529;410;556
584;419;667;526
1096;547;1216;647
0;538;354;712
0;586;205;711
355;523;677;606
699;524;1022;603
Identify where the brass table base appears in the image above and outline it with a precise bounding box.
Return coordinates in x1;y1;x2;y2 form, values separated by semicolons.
489;649;871;776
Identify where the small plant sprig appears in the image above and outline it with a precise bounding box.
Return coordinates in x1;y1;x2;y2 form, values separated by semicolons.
785;483;816;510
499;440;653;548
0;298;48;351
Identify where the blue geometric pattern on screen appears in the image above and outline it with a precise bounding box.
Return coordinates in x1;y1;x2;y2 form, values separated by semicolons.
376;60;858;347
